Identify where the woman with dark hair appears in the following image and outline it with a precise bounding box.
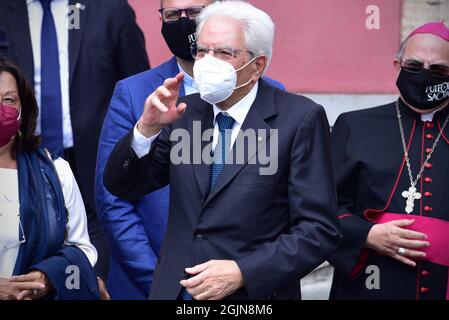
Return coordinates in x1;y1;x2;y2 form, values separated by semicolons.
0;58;100;300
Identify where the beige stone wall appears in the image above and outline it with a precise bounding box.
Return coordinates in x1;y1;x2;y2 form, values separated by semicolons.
401;0;449;40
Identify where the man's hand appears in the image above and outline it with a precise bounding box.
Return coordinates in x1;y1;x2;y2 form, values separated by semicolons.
137;72;187;138
180;260;244;300
366;219;430;267
10;271;52;300
97;277;111;300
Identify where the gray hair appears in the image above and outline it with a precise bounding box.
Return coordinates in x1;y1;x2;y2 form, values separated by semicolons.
397;38;408;60
196;0;275;70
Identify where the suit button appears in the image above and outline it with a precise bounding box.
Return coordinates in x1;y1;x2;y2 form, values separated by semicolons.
421;270;430;277
425;163;433;169
426;134;434;140
420;287;430;293
424;206;433;212
196;234;204;242
424;192;433;197
424;177;433;183
426;148;432;154
425;122;434;129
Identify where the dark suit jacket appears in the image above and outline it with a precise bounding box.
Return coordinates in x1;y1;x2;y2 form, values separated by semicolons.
104;80;341;300
0;26;8;57
0;0;149;222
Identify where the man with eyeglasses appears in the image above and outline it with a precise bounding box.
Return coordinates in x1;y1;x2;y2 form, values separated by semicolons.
329;22;449;300
96;0;285;300
104;1;340;300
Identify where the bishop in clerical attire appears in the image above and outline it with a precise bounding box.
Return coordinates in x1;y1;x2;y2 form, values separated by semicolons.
330;22;449;300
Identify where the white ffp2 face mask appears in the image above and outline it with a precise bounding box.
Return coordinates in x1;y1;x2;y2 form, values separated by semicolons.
193;54;257;105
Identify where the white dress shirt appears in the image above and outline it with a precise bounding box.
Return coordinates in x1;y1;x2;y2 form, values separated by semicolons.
131;82;259;158
420;105;446;122
0;158;97;278
27;0;73;149
0;168;21;278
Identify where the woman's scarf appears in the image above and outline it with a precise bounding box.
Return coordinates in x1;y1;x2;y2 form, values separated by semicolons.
12;149;99;299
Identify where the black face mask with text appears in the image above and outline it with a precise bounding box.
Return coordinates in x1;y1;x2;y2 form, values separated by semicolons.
161;17;197;61
397;68;449;110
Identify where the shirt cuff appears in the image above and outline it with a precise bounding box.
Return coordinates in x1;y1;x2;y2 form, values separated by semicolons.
131;124;161;158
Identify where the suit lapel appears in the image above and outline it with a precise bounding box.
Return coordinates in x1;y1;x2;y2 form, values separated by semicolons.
189;100;214;201
5;0;34;85
203;81;277;207
68;0;89;87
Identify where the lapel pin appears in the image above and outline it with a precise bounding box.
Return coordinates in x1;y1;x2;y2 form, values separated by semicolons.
75;3;86;10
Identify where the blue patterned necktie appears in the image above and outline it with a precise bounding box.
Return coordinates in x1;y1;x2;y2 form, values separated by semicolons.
39;0;64;156
210;113;236;190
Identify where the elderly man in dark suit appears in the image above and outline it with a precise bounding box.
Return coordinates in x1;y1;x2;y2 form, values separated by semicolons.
95;0;285;299
0;0;150;279
104;1;341;300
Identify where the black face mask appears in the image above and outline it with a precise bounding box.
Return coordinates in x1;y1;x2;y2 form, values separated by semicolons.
397;68;449;110
162;17;197;61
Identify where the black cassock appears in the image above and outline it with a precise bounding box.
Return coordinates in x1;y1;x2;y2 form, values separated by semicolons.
330;100;449;300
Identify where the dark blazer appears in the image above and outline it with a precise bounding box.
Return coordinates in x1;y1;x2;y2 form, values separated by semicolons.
95;56;286;299
104;80;341;300
0;0;149;266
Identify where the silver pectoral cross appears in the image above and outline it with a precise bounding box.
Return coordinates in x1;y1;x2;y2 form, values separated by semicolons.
401;186;422;214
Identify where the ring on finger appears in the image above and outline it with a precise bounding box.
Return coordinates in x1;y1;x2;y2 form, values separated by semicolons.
398;247;406;256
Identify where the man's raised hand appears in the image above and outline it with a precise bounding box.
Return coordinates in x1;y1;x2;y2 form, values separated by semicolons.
137;72;187;138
